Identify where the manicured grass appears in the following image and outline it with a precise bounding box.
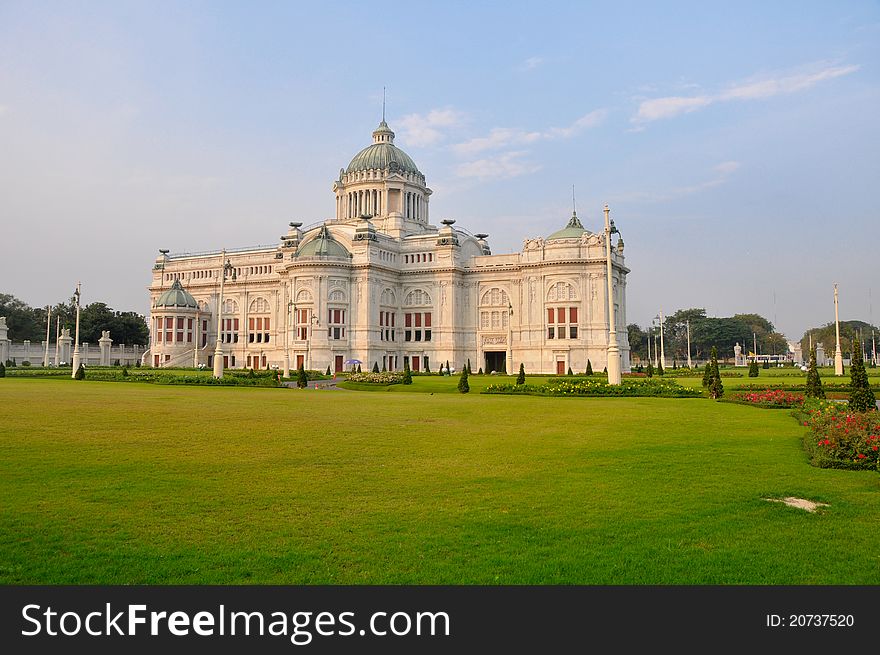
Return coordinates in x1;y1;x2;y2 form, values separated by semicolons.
1;378;878;584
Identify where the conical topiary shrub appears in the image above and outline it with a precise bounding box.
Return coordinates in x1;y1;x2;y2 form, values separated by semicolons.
805;346;824;399
848;335;875;412
516;363;525;385
403;359;412;385
74;363;85;380
372;362;379;373
297;363;308;389
458;367;469;393
586;359;593;376
708;347;723;399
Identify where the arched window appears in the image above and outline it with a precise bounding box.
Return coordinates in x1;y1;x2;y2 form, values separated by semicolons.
480;288;509;307
296;289;313;304
248;297;271;344
403;288;432;307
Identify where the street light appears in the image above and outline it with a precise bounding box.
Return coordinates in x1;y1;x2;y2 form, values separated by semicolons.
654;310;666;371
686;319;693;369
604;204;621;385
283;288;293;379
833;283;844;376
70;282;82;378
212;250;236;379
306;313;319;371
507;301;513;375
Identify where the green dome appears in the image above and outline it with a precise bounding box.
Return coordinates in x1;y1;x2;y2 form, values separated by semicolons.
346;121;421;175
154;279;198;309
296;225;351;259
548;212;588;240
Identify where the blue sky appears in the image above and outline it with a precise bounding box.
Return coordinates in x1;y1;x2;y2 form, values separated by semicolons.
1;1;878;340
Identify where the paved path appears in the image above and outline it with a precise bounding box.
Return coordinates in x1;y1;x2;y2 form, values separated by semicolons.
281;376;342;390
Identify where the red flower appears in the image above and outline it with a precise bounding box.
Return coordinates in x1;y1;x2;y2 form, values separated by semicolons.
857;453;867;459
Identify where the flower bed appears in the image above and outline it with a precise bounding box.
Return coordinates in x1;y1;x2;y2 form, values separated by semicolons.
726;389;805;408
798;401;880;471
483;378;702;397
346;372;405;385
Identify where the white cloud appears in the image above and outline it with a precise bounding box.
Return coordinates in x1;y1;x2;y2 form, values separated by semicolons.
714;161;741;175
396;108;465;147
455;151;541;180
633;63;860;124
634;95;713;122
612;161;741;203
518;56;545;72
453;109;606;155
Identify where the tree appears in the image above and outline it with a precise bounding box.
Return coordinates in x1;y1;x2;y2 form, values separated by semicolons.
477;367;483;375
356;363;362;373
457;366;469;393
0;362;5;378
326;365;331;376
516;363;525;385
467;358;472;374
0;293;44;342
446;360;450;376
403;359;412;385
848;335;876;412
708;347;723;399
297;363;308;389
657;360;664;376
805;346;824;399
586;360;593;376
567;366;573;376
372;362;379;373
74;363;85;380
702;362;711;387
800;321;879;359
748;361;759;377
646;361;654;378
627;323;649;362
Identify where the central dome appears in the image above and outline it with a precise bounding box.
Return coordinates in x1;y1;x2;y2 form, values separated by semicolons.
345;121;421;175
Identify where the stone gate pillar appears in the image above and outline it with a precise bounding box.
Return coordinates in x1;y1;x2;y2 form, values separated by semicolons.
99;331;113;366
0;317;9;364
59;328;72;364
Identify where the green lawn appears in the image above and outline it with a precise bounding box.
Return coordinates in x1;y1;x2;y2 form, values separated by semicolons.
1;378;878;584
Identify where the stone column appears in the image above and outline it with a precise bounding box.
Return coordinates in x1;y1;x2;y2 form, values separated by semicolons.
59;328;72;364
0;317;10;364
99;331;113;366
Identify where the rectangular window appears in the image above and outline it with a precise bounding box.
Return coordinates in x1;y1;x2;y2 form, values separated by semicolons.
405;313;412;328
557;307;565;323
391;314;395;328
424;329;431;342
166;317;173;329
177;317;184;330
405;330;412;342
187;318;193;330
569;307;578;323
256;317;262;331
333;327;341;339
424;313;431;327
265;318;270;330
548;327;555;340
166;331;172;342
264;333;270;344
249;333;255;343
299;327;307;340
415;330;421;341
414;313;421;327
187;332;192;343
570;326;578;339
176;331;183;342
379;312;384;327
547;308;554;324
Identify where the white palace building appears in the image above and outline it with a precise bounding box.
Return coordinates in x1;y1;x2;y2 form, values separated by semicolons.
147;119;631;375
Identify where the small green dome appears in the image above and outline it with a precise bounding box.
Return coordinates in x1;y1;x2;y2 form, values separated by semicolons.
154;279;198;309
346;121;421;175
548;212;588;240
296;225;351;259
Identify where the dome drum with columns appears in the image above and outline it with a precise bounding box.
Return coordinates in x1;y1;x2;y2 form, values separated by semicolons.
147;118;630;375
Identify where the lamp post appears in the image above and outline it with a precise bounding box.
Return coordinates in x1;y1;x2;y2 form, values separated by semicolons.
833;283;844;376
604;203;621;385
651;319;659;368
646;328;652;368
306;313;319;371
506;301;513;375
657;309;666;371
686;319;693;369
284;286;293;379
43;305;51;368
70;282;82;378
213;250;236;379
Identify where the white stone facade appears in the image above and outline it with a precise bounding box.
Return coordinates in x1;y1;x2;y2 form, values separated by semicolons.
147;121;630;375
